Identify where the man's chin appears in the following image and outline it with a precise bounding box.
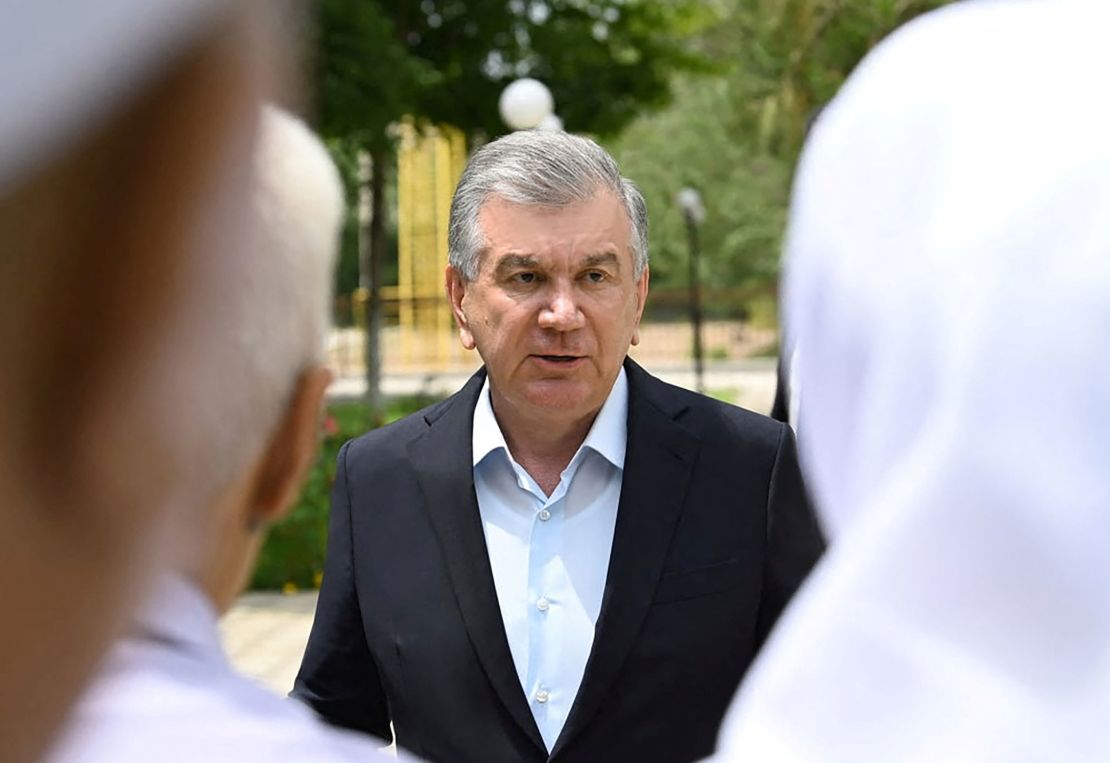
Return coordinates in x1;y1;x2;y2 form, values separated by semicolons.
518;378;596;416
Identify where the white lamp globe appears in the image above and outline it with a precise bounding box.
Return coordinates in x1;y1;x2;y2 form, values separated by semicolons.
677;186;706;224
536;113;564;132
499;78;555;131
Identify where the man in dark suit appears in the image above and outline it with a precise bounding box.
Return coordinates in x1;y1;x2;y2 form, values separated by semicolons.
293;130;824;762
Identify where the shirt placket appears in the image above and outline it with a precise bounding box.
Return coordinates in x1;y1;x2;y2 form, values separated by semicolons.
517;457;583;749
529;492;563;734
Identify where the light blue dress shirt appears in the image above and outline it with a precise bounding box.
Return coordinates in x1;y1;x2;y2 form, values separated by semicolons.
472;368;628;752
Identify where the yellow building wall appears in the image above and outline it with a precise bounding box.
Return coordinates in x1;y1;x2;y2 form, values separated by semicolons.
393;120;468;372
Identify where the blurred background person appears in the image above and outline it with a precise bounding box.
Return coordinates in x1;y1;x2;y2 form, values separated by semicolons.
713;0;1110;758
44;106;398;763
0;2;281;761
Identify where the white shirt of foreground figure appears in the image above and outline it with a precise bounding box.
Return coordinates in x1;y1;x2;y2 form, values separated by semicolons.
713;0;1110;761
46;576;402;763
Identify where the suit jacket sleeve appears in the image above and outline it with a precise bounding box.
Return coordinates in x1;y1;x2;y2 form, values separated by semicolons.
290;440;392;742
754;423;826;646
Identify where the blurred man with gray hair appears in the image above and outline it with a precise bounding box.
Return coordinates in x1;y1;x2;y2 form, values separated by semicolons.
45;107;394;763
0;3;282;762
294;130;824;762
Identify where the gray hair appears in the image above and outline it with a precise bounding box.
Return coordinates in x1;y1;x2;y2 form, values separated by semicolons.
186;105;344;497
448;131;648;280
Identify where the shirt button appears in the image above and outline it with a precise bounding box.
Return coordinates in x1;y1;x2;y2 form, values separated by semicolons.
536;596;550;612
538;509;551;521
535;689;550;704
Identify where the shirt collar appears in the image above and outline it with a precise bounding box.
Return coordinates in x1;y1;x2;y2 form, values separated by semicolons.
129;573;225;663
472;378;507;467
472;366;629;470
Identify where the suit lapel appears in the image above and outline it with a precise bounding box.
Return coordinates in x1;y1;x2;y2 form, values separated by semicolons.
551;360;700;757
407;369;547;754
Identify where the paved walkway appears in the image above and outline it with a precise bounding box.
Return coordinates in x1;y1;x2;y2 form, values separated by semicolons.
224;592;401;756
221;591;319;694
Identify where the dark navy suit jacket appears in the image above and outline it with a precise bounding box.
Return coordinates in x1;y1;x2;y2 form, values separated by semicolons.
292;359;824;762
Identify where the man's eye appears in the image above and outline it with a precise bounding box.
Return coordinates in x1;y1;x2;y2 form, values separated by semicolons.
585;270;606;283
513;272;538;284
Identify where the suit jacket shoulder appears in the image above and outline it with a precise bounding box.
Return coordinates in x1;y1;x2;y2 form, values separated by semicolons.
342;370;487;471
627;361;787;458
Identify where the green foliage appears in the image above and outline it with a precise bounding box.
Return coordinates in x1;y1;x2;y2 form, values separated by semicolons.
324;137;401;316
250;394;442;590
313;0;714;142
313;1;432;150
324;138;364;300
708;388;739;404
605;0;955;302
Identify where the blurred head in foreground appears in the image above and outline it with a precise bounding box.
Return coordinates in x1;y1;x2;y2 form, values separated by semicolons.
44;107;398;763
716;0;1110;759
0;2;279;761
187;104;342;613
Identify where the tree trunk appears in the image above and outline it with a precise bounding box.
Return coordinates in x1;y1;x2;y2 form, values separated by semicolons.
358;147;387;426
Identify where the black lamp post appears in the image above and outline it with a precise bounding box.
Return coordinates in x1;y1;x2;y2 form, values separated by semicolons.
678;187;706;394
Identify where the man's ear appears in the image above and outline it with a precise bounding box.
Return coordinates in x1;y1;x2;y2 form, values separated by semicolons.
631;264;650;347
445;265;476;350
247;365;332;528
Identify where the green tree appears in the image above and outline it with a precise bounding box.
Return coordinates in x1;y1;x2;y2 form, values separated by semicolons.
315;1;713;141
607;0;955;308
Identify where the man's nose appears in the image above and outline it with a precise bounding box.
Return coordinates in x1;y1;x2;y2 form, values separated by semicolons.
538;286;585;331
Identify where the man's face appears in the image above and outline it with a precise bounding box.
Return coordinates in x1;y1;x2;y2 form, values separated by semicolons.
447;191;648;425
